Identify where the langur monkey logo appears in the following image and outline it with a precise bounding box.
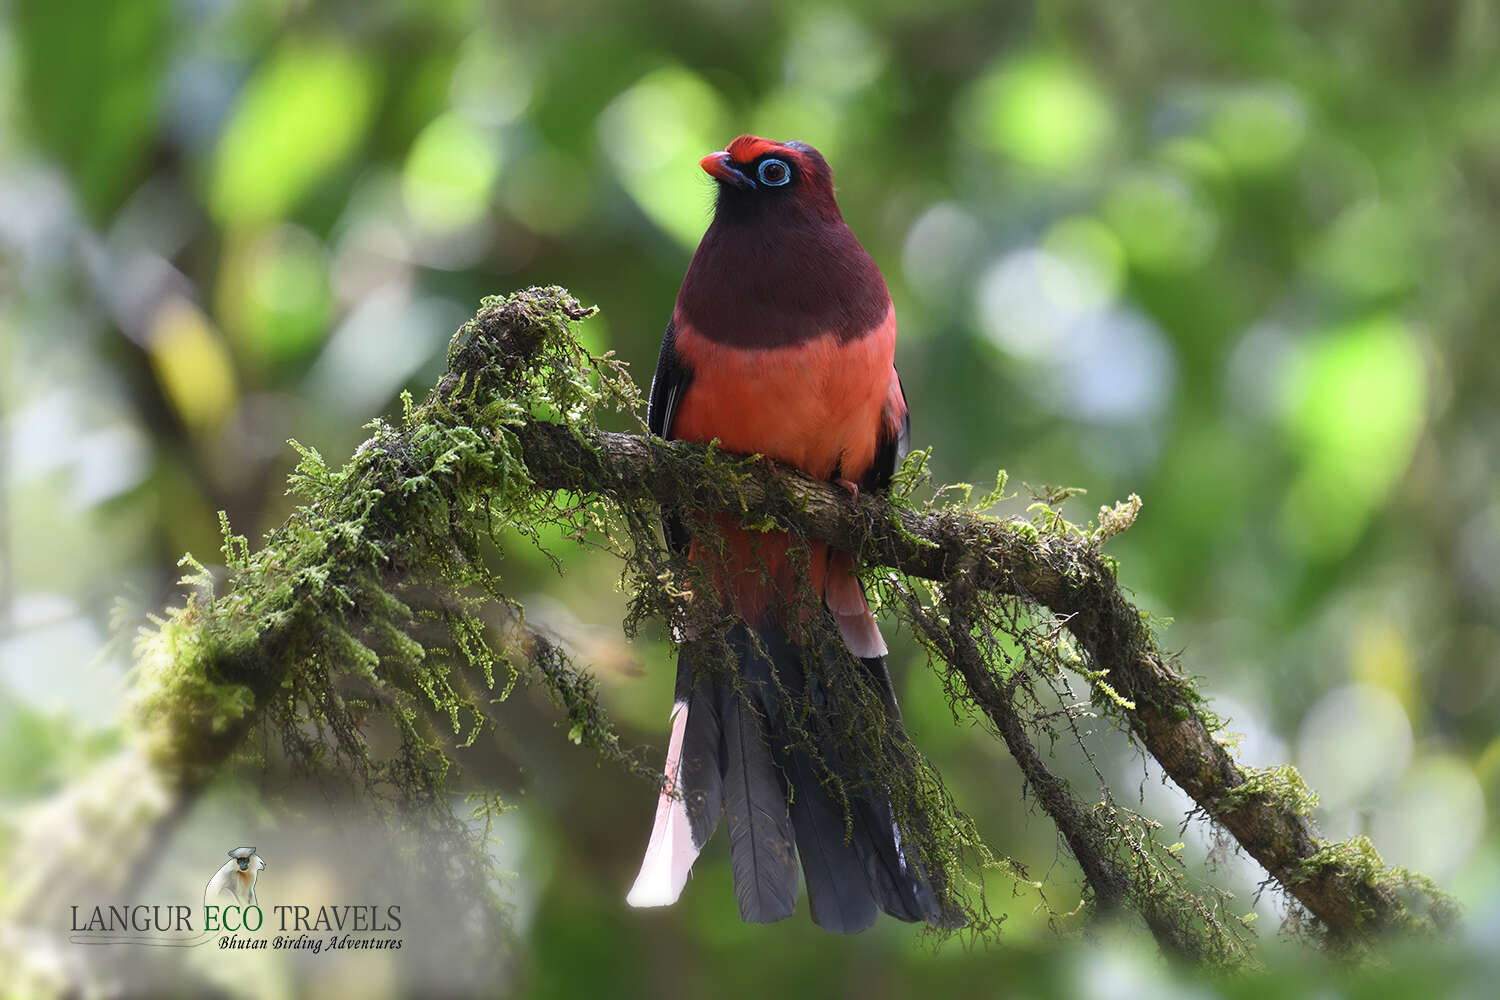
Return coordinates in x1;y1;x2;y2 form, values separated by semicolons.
205;847;265;908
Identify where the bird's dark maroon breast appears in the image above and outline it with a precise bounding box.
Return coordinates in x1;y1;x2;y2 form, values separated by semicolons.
676;218;890;350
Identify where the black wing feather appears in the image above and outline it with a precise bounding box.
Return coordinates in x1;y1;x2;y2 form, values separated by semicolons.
861;369;910;494
647;317;691;440
648;317;693;555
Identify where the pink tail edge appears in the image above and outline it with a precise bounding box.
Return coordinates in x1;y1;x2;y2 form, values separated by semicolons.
627;701;703;907
826;552;888;658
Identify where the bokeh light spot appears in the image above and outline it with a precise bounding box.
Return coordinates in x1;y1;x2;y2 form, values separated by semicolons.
1104;170;1217;273
1307;199;1416;299
598;67;727;247
1297;682;1413;810
210;41;374;225
783;9;887;97
1278;314;1427;558
750;87;844;167
449;31;533;126
961;53;1114;173
1042;216;1125;306
977;247;1173;423
1209;87;1307;174
902;202;984;302
402;112;503;232
1373;755;1485;880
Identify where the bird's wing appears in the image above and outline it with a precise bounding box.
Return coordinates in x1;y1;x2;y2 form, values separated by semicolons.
647;317;693;555
861;369;910;494
648;317;691;440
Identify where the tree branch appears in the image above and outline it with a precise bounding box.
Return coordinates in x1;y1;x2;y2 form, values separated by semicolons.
1;288;1452;986
507;380;1454;947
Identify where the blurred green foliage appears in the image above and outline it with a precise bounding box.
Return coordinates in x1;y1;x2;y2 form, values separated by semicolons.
3;0;1500;996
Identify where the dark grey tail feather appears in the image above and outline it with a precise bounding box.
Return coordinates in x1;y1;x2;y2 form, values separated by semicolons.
851;785;945;922
776;742;879;933
674;648;724;849
742;626;881;932
857;654;906;725
717;664;799;922
848;654;947;922
815;652;948;927
726;623;950;930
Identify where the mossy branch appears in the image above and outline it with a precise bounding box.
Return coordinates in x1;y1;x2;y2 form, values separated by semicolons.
513;418;1455;948
499;311;1457;949
1;288;1453;988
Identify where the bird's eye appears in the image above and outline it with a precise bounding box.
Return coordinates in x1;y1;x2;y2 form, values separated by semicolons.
757;158;791;186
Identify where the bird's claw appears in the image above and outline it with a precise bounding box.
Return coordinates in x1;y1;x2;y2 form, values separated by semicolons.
835;477;859;501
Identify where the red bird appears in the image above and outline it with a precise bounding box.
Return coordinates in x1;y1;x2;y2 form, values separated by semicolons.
626;136;944;932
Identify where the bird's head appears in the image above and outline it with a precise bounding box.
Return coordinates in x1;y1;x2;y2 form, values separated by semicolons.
699;136;840;222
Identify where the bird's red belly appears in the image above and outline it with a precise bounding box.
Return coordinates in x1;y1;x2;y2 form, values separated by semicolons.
668;308;896;622
669;307;895;482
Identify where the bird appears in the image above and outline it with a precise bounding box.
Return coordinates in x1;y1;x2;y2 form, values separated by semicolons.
626;135;947;933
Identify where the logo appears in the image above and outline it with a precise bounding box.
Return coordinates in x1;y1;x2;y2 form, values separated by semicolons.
206;846;265;908
68;843;403;954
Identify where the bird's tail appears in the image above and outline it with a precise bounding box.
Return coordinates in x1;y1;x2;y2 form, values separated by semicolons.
627;622;950;933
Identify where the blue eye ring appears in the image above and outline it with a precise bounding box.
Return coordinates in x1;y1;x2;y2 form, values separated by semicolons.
757;158;791;186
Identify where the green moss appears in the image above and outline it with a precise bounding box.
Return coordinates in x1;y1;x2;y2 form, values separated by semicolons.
132;600;256;779
1218;764;1319;817
1295;835;1460;936
122;288;648;922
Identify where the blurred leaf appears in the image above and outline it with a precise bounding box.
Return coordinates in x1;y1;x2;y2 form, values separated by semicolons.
209;39;375;225
1306;200;1416;300
402;112;503;232
0;698;119;798
597;66;727;247
147;297;238;431
1158;136;1232;187
224;224;333;364
14;0;170;219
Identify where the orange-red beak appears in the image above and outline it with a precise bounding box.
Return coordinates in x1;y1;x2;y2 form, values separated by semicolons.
700;150;753;189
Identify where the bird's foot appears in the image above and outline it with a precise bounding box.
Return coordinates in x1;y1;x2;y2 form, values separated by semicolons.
834;477;860;502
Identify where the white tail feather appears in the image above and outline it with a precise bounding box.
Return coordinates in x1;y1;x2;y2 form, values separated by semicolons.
627;701;704;907
834;609;888;658
825;553;888;657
